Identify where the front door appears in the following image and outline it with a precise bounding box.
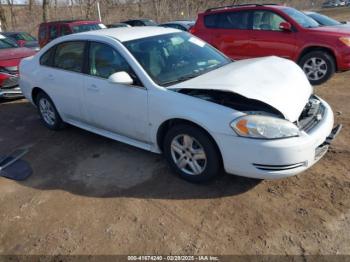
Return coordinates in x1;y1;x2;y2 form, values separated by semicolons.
83;42;149;142
250;10;297;59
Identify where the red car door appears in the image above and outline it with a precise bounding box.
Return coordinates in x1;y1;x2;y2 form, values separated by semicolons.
201;11;253;60
250;10;297;60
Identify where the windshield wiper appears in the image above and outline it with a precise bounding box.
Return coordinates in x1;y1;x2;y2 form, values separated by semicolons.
162;72;203;86
162;64;226;87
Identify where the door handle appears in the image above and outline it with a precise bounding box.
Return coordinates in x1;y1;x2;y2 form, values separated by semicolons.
47;74;54;80
87;84;99;92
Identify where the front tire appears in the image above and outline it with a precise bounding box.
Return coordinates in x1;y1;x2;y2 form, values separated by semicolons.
163;124;221;183
36;92;64;130
299;51;335;85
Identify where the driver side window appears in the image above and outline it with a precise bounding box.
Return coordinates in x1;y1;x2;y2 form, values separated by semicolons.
89;42;131;79
88;42;142;86
253;11;286;31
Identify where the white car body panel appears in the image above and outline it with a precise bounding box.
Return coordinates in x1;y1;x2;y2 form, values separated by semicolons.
19;28;336;179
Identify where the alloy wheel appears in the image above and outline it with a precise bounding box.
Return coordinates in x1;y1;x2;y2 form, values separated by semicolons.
170;134;207;175
39;98;56;126
303;57;328;81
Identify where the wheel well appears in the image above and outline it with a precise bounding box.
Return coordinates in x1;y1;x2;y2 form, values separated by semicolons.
31;87;45;105
298;46;337;70
156;118;223;163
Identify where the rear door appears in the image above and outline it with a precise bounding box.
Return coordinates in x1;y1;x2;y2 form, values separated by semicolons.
204;10;253;60
250;10;297;59
39;41;86;122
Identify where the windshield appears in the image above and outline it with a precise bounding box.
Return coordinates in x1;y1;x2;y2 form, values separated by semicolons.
0;38;18;49
143;20;157;26
283;8;320;28
308;13;341;26
124;32;231;86
15;32;36;41
72;23;105;33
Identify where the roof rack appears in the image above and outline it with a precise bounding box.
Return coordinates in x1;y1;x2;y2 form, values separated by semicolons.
205;3;278;13
44;19;96;24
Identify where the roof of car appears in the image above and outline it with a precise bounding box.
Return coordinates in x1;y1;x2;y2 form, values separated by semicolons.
122;19;154;22
1;32;26;35
161;20;195;25
303;11;314;14
77;26;179;42
40;20;100;25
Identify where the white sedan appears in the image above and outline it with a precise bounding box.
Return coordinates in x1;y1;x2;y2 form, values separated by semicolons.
19;27;341;182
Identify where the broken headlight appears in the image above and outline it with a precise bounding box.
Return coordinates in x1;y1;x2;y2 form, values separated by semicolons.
231;115;301;139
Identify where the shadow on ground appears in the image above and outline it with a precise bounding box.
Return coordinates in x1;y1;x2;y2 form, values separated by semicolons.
0;99;260;200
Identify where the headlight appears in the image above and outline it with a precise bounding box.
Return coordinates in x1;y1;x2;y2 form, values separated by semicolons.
339;37;350;46
230;115;300;139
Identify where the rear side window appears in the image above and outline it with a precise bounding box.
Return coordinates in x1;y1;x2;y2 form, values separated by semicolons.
53;41;85;73
205;11;251;29
40;47;55;66
60;25;71;36
204;14;217;28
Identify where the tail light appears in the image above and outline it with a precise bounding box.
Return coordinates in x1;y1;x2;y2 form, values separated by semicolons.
17;40;26;47
189;26;196;34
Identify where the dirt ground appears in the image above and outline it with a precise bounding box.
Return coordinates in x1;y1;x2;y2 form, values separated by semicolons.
1;9;350;256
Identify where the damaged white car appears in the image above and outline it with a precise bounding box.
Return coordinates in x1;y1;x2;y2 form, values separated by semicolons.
19;27;341;182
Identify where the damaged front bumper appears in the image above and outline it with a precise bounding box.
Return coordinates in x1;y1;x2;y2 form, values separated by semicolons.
213;98;341;180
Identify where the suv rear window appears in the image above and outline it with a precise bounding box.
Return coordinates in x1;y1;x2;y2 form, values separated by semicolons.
71;23;104;33
204;11;251;29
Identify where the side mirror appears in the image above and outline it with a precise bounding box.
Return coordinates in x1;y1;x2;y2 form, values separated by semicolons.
340;21;348;24
279;22;292;32
108;71;133;85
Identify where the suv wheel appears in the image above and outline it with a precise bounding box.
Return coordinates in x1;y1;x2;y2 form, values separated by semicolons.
299;51;335;85
163;124;221;182
36;92;64;130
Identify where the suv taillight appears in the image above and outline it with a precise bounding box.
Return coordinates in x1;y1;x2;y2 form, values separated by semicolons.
189;26;196;34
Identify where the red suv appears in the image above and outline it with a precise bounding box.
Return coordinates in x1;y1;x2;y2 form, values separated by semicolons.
191;4;350;85
38;20;106;48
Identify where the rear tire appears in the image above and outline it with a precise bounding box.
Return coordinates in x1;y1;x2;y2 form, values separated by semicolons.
299;50;335;85
36;92;64;130
163;124;221;183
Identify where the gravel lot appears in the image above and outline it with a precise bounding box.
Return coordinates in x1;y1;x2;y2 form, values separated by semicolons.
0;8;350;255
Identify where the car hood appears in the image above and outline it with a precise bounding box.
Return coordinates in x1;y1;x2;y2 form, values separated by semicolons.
169;56;313;122
308;25;350;35
0;47;36;61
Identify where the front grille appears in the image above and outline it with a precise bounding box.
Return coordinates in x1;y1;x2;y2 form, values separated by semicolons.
297;96;325;133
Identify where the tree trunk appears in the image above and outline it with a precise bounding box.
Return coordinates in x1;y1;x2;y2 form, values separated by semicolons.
42;0;49;22
6;0;17;30
0;4;7;32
